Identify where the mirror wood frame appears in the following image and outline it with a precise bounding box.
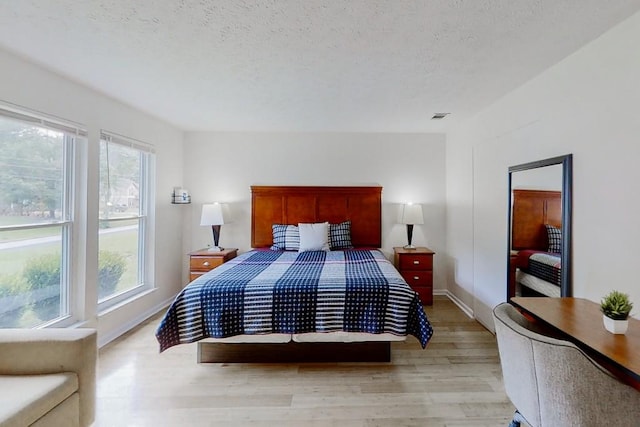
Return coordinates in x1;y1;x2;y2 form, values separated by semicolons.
507;154;573;299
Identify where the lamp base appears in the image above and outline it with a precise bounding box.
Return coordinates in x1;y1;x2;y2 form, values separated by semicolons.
404;224;417;250
209;225;223;253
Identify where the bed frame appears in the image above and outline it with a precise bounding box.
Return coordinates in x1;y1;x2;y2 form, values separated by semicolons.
511;189;561;251
197;185;391;363
251;185;382;248
509;189;561;297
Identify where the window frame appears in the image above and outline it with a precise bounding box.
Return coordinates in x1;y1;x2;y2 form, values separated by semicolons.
0;105;83;327
97;131;155;311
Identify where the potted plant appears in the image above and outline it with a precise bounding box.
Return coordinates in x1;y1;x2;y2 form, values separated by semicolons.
600;290;633;334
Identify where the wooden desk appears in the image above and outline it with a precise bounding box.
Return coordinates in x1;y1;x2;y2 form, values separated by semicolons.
511;297;640;390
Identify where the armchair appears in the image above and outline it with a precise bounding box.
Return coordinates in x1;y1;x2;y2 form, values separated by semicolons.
0;328;97;427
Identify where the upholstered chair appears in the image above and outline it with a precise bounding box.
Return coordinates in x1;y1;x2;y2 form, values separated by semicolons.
493;302;640;427
0;328;97;427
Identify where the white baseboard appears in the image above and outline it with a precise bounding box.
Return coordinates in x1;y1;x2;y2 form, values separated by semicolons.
98;296;174;348
434;288;474;319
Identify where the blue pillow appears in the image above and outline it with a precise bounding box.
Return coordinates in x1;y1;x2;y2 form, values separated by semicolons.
329;221;353;250
545;224;562;254
270;224;299;251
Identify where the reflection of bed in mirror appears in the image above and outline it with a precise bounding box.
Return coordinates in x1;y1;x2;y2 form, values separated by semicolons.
509;189;562;297
507;154;572;300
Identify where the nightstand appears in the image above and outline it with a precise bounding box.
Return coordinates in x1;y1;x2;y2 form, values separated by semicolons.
394;246;435;305
188;248;238;282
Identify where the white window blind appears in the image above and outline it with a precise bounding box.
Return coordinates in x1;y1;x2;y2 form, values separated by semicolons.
100;130;155;154
0;104;87;137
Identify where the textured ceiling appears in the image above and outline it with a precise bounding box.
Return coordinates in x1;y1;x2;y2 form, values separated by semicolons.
1;1;640;132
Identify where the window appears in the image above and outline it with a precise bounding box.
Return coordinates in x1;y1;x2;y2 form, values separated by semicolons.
0;106;82;328
98;131;154;307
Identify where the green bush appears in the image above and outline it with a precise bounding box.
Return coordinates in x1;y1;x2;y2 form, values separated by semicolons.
21;251;127;300
0;274;28;327
0;273;27;298
98;250;126;299
23;253;61;321
24;253;61;290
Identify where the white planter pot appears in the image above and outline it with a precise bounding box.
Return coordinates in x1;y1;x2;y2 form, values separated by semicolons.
603;315;629;334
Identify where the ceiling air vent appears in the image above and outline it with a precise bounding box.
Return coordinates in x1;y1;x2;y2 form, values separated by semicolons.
431;113;450;120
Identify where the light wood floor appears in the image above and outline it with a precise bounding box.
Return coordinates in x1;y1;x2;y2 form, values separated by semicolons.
95;296;515;426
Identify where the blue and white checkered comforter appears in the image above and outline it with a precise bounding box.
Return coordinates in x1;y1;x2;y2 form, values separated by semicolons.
156;249;433;352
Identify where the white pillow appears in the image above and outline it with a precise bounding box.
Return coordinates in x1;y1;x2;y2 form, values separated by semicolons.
298;222;330;252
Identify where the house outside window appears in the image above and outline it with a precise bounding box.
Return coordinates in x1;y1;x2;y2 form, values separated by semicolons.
98;131;154;308
0;106;83;328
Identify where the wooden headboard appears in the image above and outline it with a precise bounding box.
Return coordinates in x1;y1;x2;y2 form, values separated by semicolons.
251;186;382;248
511;189;562;251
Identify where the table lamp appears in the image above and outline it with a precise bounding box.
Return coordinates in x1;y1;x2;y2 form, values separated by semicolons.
400;203;423;249
200;202;226;252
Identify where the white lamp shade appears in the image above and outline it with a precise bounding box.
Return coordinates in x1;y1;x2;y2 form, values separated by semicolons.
200;203;226;226
400;203;424;225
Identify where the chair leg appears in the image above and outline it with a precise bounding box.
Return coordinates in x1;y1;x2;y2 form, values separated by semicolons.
508;410;526;427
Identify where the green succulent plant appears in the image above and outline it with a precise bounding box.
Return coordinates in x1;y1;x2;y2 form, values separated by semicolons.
600;290;633;320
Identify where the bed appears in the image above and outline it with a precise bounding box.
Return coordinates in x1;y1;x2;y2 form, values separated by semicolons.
509;189;562;298
156;185;433;362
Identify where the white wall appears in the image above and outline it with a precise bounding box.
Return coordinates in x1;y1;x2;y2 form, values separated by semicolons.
8;7;638;342
446;11;640;329
183;132;447;289
0;48;185;345
512;164;562;191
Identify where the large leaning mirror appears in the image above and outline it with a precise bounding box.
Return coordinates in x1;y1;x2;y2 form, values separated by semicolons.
507;154;572;299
